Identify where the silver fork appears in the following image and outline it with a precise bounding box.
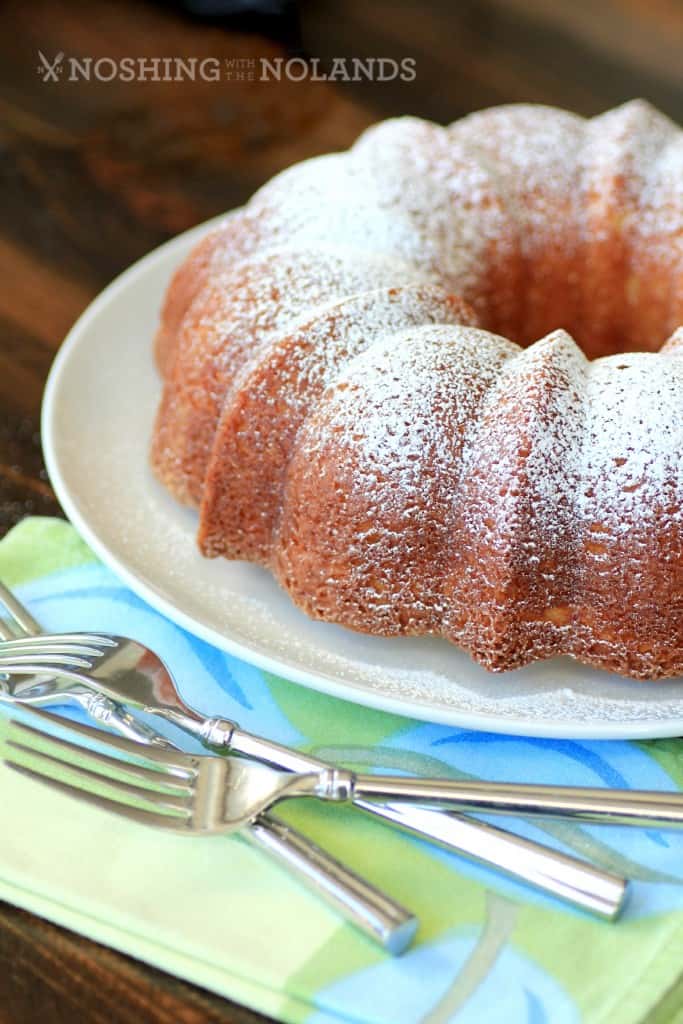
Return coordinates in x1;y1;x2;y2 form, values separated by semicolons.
0;615;416;954
0;710;406;952
5;709;349;832
0;585;628;919
4;707;627;929
3;634;683;829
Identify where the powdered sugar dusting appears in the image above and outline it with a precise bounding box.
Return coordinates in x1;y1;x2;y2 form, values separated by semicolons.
198;286;477;561
152;100;683;681
580;351;683;532
153;243;438;502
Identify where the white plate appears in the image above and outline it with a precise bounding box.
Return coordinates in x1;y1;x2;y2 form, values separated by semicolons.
42;217;683;739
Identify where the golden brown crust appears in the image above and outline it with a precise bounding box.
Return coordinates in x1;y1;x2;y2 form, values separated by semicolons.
150;101;683;680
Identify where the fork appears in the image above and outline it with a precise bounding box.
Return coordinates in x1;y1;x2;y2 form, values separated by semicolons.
3;707;626;923
0;710;406;950
3;633;683;829
0;614;417;954
0;584;628;919
5;710;346;832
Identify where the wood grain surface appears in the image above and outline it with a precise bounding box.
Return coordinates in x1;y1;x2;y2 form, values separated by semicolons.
0;1;680;1020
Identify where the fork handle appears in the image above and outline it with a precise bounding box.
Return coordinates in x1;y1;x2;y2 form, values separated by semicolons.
353;776;683;828
351;800;626;920
247;813;416;954
212;721;626;918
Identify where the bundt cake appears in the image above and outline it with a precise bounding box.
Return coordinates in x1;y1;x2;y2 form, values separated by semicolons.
151;100;683;681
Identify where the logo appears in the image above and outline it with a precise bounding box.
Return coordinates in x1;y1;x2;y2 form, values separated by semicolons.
36;50;65;82
35;52;417;85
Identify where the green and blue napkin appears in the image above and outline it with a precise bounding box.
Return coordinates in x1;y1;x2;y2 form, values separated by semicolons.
2;517;683;1023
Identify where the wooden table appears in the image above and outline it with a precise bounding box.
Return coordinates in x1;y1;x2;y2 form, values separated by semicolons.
0;1;680;1020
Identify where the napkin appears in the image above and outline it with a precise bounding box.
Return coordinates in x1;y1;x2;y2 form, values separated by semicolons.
2;517;683;1024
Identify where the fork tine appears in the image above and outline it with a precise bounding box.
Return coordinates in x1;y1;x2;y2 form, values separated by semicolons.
0;641;110;659
4;763;191;831
0;654;97;670
4;738;193;815
6;721;195;790
0;636;116;655
0;632;118;647
6;706;198;774
65;633;118;647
